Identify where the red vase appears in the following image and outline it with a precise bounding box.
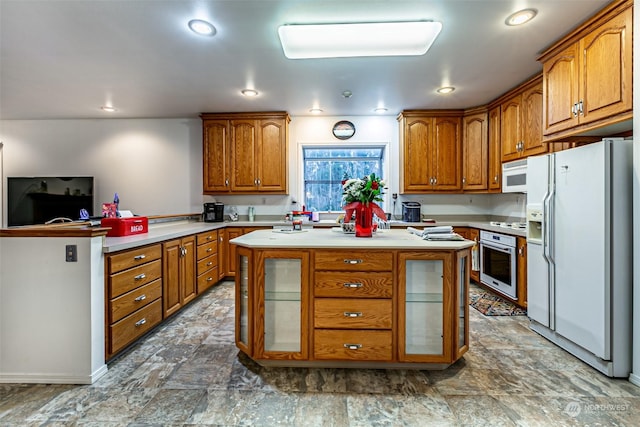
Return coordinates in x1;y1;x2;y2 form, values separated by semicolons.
355;203;373;237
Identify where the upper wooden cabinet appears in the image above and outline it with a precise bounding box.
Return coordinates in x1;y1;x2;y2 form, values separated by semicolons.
462;110;488;192
487;106;502;192
500;77;546;162
538;0;632;141
398;111;462;193
201;112;290;194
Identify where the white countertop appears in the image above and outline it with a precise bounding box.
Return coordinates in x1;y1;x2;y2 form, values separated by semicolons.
230;228;476;250
102;218;524;253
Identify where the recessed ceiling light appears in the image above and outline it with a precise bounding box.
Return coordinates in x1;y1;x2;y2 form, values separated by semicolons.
241;89;259;97
342;90;353;98
309;108;323;114
278;21;442;59
437;86;455;94
374;107;388;113
505;9;537;26
101;106;117;112
188;19;216;36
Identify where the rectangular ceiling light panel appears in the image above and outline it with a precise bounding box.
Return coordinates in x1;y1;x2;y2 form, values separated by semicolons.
278;21;442;59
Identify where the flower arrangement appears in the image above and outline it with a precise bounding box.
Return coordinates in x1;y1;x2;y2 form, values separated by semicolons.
342;173;386;222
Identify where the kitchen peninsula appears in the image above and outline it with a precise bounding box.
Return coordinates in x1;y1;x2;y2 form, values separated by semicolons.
230;228;474;368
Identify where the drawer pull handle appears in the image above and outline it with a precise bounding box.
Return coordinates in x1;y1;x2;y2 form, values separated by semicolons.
344;311;362;318
343;282;363;288
343;343;362;350
134;254;146;260
207;248;212;252
134;273;146;280
135;318;147;327
134;294;146;302
206;262;213;266
207;235;213;240
207;277;214;282
344;259;363;265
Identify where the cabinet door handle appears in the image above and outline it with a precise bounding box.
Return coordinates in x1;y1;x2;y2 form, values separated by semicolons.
134;254;146;260
462;177;466;184
572;103;578;117
343;282;363;288
344;311;363;318
578;100;584;116
257;178;261;185
225;179;229;186
519;246;525;256
134;273;146;281
343;343;362;350
343;259;363;264
494;175;499;182
135;318;147;327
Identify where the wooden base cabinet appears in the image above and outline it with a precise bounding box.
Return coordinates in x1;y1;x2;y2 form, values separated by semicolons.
105;244;163;359
234;241;471;368
236;247;310;360
163;236;196;318
398;251;469;363
196;230;219;294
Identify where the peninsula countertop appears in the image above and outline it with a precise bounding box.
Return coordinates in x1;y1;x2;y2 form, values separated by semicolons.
230;228;476;250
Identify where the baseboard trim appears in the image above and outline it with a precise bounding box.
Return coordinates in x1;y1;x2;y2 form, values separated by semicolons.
0;364;108;385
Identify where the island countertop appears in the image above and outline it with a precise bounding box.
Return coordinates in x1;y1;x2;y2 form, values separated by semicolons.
230;228;475;250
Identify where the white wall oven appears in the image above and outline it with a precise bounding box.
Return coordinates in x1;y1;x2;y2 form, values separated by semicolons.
479;230;517;299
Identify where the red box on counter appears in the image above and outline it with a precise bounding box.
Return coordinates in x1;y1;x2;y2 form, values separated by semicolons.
101;217;148;237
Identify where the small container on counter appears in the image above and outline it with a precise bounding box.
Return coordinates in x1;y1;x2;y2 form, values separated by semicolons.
292;219;302;231
248;206;255;222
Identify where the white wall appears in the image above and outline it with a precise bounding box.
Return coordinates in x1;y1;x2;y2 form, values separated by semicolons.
0;119;203;226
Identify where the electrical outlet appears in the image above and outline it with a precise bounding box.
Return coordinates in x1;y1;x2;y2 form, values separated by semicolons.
65;244;77;262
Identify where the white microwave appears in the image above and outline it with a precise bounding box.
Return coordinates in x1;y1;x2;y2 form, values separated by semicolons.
502;159;527;193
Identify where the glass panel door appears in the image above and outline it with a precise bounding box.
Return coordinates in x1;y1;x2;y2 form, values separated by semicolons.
264;258;301;352
405;259;444;355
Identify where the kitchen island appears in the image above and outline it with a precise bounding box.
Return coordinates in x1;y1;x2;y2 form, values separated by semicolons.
230;228;474;369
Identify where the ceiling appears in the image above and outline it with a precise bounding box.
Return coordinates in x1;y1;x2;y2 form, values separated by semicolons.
0;0;612;120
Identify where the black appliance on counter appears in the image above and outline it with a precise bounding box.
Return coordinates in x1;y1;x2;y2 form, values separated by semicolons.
402;201;421;223
203;202;224;222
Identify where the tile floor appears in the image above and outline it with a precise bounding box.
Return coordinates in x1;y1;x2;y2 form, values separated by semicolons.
1;281;639;426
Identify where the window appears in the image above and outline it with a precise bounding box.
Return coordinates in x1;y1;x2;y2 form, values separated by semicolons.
303;146;385;212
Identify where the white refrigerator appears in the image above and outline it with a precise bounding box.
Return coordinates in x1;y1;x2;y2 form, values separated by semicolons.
526;138;632;378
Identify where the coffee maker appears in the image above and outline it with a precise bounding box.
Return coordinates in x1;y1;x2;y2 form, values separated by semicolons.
203;202;224;222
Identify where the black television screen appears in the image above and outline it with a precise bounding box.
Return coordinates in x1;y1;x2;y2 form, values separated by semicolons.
7;177;94;226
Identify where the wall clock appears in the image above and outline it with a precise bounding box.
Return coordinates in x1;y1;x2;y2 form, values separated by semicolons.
332;121;356;140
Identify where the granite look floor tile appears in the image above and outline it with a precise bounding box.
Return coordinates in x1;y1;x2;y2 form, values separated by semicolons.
133;388;206;424
303;368;348;393
188;389;299;426
444;395;517;427
346;393;457;427
163;345;237;390
0;384;74;423
294;392;349;427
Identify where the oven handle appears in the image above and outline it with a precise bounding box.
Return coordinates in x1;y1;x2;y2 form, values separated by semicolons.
480;240;514;253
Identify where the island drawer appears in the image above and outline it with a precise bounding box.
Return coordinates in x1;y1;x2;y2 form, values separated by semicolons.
197;254;218;275
314;250;392;272
107;244;162;274
314;271;393;298
110;279;162;323
314;298;392;329
196;230;218;246
197;267;219;293
109;259;162;298
197;240;218;260
314;329;392;361
109;298;162;355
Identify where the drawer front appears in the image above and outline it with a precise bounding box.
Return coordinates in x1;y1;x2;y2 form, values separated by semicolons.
314;298;392;329
110;279;162;323
314;250;393;271
314;329;392;361
197;268;219;293
196;230;218;246
197;240;218;260
109;259;162;298
314;271;393;298
110;299;162;355
108;244;162;274
197;254;218;275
